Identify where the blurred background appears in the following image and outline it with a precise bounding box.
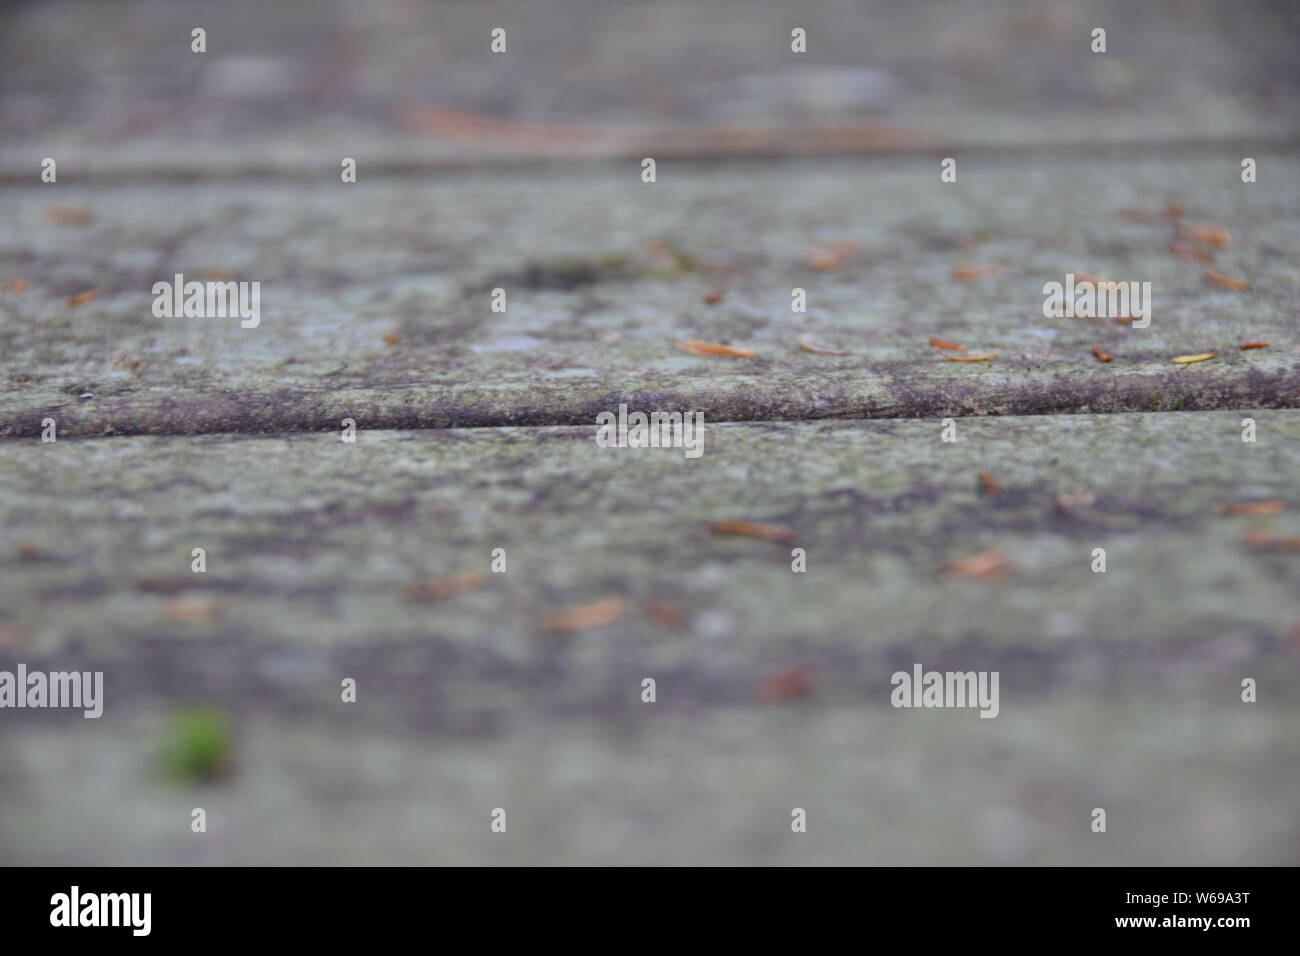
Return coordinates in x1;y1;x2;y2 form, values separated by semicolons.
3;0;1299;176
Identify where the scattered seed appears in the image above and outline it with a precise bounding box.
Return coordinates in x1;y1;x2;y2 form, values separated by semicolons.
1205;269;1249;291
46;205;92;226
404;571;487;602
929;336;964;351
702;288;725;305
803;240;861;271
952;264;1002;280
677;340;755;358
1092;345;1115;363
1185;224;1231;248
978;472;1001;496
1169;242;1211;261
645;600;685;630
709;519;796;544
66;290;96;307
539;597;625;633
1238;342;1270;350
1242;530;1300;553
939;550;1011;578
163;597;226;622
1172;350;1219;365
383;331;400;346
1220;500;1285;516
797;334;851;355
759;668;814;704
938;349;999;362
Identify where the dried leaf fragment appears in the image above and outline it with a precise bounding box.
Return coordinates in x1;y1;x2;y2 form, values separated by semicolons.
803;240;861;271
66;290;96;307
1220;500;1284;516
937;349;998;362
677;340;755;358
797;334;851;355
709;519;796;544
1172;350;1219;365
163;598;226;622
2;277;28;293
1205;269;1249;291
952;264;1002;280
1185;224;1231;248
759;668;814;704
383;331;400;346
1091;345;1115;363
978;472;1001;496
47;205;92;226
405;571;487;602
1242;530;1300;553
1118;202;1181;223
940;550;1011;579
702;288;725;305
645;600;685;630
1238;342;1270;350
540;597;625;632
929;336;965;351
1169;242;1211;261
400;103;923;157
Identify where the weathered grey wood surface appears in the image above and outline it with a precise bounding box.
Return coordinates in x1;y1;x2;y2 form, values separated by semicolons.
1;0;1297;865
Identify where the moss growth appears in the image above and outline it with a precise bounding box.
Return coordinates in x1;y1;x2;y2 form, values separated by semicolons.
486;254;636;291
161;707;233;784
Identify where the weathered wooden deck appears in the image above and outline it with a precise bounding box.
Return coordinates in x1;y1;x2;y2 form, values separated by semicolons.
1;0;1298;865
